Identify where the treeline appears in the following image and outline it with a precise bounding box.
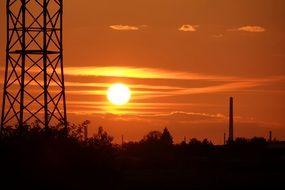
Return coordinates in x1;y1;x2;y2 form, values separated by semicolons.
0;120;282;163
0;121;284;189
0;120;282;148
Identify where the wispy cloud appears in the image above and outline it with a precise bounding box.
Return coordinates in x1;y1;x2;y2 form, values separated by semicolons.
64;82;184;91
230;25;266;33
109;25;143;31
178;24;199;32
1;65;284;117
63;66;285;83
238;25;265;32
61;75;285;104
71;111;226;124
63;66;239;81
147;111;226;120
1;66;284;101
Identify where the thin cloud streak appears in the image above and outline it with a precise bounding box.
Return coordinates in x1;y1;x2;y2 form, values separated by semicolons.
63;77;285;99
63;66;241;81
176;81;264;95
109;25;141;31
238;25;265;32
65;82;184;90
2;66;284;83
68;101;202;107
68;101;217;114
148;111;226;119
71;111;226;122
229;25;266;33
64;67;285;83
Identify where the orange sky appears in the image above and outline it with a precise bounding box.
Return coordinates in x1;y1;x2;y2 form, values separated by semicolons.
1;0;285;144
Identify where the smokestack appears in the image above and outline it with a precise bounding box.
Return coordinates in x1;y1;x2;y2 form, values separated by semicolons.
269;131;272;143
228;97;234;142
224;133;226;145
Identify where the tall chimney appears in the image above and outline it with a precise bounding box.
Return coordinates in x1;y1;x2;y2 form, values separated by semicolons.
228;97;234;142
269;131;272;143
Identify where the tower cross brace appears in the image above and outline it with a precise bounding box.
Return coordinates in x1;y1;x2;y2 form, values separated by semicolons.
1;0;67;133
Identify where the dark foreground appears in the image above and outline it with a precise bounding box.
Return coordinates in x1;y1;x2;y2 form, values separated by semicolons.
0;127;284;190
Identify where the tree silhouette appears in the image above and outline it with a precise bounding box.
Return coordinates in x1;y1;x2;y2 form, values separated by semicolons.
142;130;162;143
189;138;201;145
250;137;267;146
202;138;213;146
235;137;249;145
88;126;114;147
161;128;173;146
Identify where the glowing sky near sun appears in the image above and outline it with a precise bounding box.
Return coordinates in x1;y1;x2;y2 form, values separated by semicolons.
0;0;285;144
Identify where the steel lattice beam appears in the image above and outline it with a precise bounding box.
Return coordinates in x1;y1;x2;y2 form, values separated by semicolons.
1;0;67;133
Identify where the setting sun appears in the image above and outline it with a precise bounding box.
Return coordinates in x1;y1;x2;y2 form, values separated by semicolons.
107;83;131;105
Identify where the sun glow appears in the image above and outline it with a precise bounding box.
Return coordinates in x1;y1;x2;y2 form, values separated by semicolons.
107;83;131;105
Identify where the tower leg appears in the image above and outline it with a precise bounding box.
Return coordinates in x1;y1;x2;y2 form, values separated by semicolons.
1;0;67;133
